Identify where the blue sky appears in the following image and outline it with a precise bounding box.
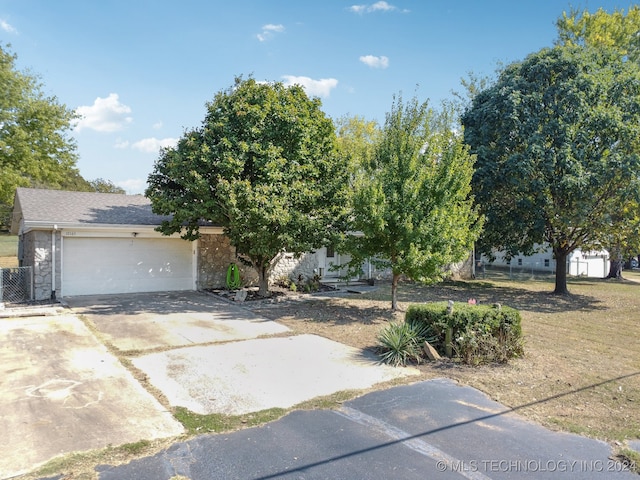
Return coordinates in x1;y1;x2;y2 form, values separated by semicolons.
0;0;632;194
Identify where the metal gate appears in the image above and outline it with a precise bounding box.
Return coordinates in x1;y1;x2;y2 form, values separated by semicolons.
0;267;34;304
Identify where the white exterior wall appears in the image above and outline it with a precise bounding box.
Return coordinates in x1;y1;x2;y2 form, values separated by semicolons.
483;244;609;278
567;250;609;278
484;245;556;273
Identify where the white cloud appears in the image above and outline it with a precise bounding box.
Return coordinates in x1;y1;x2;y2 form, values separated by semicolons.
75;93;133;132
131;137;178;153
360;55;389;69
349;2;408;13
117;178;146;195
281;75;338;98
152;121;163;130
0;19;17;34
257;23;285;42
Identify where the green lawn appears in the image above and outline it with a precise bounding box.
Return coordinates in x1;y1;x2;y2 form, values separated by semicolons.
0;234;18;267
0;233;17;257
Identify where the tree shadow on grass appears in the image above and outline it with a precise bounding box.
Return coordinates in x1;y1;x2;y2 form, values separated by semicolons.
253;298;398;326
385;279;609;314
254;278;611;329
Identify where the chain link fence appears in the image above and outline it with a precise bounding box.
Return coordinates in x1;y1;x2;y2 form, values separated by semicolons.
0;267;34;304
476;262;556;282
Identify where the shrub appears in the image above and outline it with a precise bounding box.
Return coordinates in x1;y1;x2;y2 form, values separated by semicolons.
405;302;523;365
376;321;436;367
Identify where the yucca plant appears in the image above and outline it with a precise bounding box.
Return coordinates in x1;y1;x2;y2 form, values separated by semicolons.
377;322;429;367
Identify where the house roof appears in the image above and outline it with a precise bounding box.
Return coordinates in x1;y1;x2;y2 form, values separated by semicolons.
11;187;175;234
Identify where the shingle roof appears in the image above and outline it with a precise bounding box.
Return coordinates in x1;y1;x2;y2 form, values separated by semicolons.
13;187;173;226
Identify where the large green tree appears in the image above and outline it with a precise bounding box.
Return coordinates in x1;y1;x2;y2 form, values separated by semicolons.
557;6;640;278
462;45;640;294
0;45;80;227
146;77;349;296
340;96;482;310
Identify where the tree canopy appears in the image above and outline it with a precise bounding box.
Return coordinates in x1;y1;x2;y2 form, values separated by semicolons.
556;6;640;62
0;44;81;227
146;76;349;296
339;96;482;310
462;45;640;294
556;6;640;278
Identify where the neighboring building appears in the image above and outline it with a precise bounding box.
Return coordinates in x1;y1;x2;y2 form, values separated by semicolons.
481;244;610;278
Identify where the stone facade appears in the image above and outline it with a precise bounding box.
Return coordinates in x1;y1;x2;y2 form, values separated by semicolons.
197;234;258;289
269;251;320;284
18;230;61;301
197;233;324;289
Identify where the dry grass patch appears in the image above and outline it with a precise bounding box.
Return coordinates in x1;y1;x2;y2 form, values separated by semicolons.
0;234;18;267
251;272;640;444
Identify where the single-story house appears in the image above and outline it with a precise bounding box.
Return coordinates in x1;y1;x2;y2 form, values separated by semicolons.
11;188;474;300
11;188;361;300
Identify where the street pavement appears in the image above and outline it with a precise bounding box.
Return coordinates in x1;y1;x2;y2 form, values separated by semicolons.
92;379;637;480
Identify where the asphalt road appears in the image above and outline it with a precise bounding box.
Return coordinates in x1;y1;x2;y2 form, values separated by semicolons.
84;379;636;480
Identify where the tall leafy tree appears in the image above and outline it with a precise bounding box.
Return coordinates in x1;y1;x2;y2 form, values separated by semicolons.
340;95;482;310
146;77;349;296
557;6;640;278
334;115;381;170
557;6;640;62
462;45;640;294
0;45;80;227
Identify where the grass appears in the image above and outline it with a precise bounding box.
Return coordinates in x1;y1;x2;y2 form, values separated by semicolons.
174;406;288;435
0;233;18;267
29;439;172;479
0;233;17;256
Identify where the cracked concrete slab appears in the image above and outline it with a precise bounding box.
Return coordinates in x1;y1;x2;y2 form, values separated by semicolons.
132;334;420;415
0;314;183;479
65;291;289;352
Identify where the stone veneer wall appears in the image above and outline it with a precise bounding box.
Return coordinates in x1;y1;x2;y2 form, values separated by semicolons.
269;251;319;284
19;230;60;301
197;233;323;289
197;234;258;289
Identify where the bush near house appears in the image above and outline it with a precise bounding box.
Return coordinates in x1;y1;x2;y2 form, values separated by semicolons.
405;302;524;365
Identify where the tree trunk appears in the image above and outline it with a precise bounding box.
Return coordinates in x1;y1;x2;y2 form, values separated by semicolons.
553;250;570;295
607;259;623;279
607;243;623;279
257;264;270;297
391;272;400;311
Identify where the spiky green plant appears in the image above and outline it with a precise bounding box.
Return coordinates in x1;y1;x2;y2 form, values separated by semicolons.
377;322;432;367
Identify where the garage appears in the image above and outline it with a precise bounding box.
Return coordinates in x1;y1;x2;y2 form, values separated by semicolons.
62;236;195;297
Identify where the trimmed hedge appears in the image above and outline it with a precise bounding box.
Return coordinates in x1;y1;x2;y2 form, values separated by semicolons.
405;302;524;365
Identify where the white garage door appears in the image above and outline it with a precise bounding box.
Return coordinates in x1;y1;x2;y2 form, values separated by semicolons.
62;237;194;296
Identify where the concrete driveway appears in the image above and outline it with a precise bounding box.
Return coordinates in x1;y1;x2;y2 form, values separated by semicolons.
63;290;291;351
1;291;417;477
66;291;417;415
0;313;183;479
